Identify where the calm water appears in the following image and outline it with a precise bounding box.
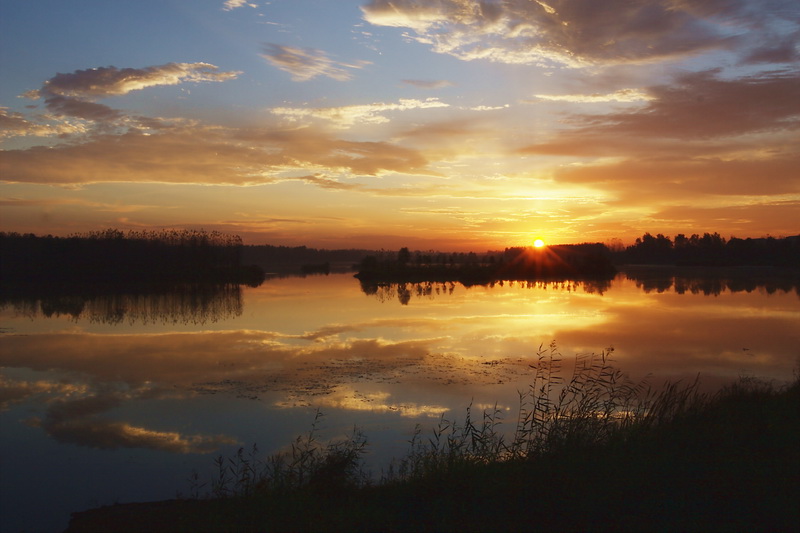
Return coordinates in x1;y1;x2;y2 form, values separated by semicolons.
1;269;798;531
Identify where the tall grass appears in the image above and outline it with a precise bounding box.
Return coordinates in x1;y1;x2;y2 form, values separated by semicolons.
193;342;734;497
67;345;796;531
190;409;369;500
381;342;699;483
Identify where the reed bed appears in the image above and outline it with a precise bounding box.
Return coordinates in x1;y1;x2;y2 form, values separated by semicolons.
80;343;795;532
192;342;792;497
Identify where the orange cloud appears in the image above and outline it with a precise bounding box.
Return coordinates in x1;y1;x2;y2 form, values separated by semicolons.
517;69;800;212
0;126;429;185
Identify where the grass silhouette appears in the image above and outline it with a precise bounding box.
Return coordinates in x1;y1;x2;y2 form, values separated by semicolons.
67;344;799;532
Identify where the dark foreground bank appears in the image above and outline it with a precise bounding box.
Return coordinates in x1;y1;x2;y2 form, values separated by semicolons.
66;372;798;532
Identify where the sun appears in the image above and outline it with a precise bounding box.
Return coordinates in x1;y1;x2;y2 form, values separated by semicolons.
533;238;545;248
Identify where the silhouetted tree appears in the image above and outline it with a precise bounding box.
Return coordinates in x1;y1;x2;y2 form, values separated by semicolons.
397;247;411;267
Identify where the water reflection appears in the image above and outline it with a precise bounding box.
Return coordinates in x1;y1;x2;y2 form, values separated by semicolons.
1;283;244;324
358;268;800;305
1;270;799;532
360;278;613;304
28;386;237;453
623;266;800;296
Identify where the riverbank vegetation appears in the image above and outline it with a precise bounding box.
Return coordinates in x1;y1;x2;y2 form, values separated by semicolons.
0;230;265;288
354;233;799;287
356;244;617;285
67;345;799;532
243;244;371;274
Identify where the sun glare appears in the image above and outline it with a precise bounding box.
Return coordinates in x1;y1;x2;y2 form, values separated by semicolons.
533;239;545;248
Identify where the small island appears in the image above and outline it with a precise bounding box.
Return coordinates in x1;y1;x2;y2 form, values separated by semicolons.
355;243;617;285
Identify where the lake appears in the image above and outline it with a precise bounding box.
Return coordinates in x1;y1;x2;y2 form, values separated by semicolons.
1;268;798;532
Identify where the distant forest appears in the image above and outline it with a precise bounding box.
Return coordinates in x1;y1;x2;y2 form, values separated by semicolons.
0;230;264;288
242;244;372;273
356;243;617;285
2;232;797;293
243;233;800;273
613;232;800;267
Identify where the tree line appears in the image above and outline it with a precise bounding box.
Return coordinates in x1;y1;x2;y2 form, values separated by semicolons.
356;243;617;284
0;229;264;288
614;233;800;267
242;244;373;273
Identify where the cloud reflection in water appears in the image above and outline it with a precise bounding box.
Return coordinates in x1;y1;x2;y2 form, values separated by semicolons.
1;270;798;455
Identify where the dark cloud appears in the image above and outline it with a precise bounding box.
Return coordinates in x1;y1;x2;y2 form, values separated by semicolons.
38;417;237;452
743;34;800;64
0;109;38;135
42;95;122;122
38;63;239;99
33;392;237;452
362;0;799;67
519;69;800;155
581;69;800;140
21;63;240;123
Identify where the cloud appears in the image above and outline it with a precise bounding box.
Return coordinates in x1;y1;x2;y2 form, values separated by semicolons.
30;63;240;100
270;98;449;127
0;125;430;185
20;63;241;122
362;0;798;68
40;95;122;122
0;195;160;213
743;34;800;64
649;201;800;237
554;153;800;196
270;174;362;190
222;0;257;10
578;70;800;140
261;43;367;81
515;68;800;212
401;79;454;89
0;107;87;138
532;88;653;103
520;69;800;154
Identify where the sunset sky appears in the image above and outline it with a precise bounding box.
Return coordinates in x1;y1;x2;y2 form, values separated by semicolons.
1;0;798;251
